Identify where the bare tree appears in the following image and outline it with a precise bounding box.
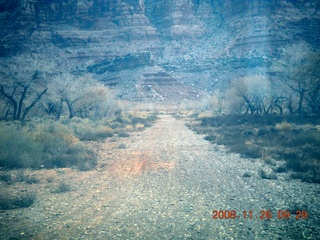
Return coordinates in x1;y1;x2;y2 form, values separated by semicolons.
273;42;320;114
226;75;272;114
0;54;53;121
304;52;320;113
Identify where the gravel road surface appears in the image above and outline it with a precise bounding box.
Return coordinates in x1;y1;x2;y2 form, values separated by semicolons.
1;115;319;239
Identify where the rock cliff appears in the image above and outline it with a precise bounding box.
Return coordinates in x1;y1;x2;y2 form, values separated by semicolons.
0;0;319;102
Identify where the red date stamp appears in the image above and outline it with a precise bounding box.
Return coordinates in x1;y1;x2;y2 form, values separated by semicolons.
212;210;308;220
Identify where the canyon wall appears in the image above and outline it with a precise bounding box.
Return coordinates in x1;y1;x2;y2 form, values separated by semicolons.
0;0;319;102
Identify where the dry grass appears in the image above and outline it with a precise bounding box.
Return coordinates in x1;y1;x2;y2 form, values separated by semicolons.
197;111;214;119
191;114;320;183
275;122;292;131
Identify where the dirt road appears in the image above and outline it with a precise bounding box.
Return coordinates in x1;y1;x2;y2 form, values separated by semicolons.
1;115;319;239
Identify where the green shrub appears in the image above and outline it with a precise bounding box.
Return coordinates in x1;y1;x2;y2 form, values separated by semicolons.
127;114;157;127
0;121;97;170
16;170;39;184
0;170;39;184
259;169;277;180
274;166;287;173
52;181;71;193
11;192;36;208
290;171;320;183
46;144;97;169
242;172;252;178
34;122;97;169
115;115;132;124
204;134;218;142
118;143;126;149
70;120;114;141
118;132;130;138
0;112;156;170
0;123;42;168
0;172;12;183
0;192;36;210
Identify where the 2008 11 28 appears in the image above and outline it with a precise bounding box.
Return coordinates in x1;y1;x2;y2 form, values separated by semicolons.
212;210;308;220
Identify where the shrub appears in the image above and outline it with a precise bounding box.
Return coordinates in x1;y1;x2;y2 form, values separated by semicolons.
233;145;261;159
135;123;145;130
78;161;94;171
16;170;39;184
274;166;287;173
0;121;97;170
0;123;42;168
115;115;132;124
75;126;113;141
198;112;214;119
124;125;134;131
52;181;71;193
204;134;218;142
70;120;114;141
259;169;277;180
47;144;97;169
0;112;156;170
0;172;13;184
118;143;126;149
0;192;36;210
0;195;12;210
128;114;157;126
275;122;292;131
118;132;130;138
257;129;268;136
290;171;320;183
190;114;320;183
242;172;252;178
11;192;36;208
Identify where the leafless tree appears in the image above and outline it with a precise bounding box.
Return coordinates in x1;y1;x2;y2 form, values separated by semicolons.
226;75;272;114
0;54;53;121
273;42;320;114
304;52;320;113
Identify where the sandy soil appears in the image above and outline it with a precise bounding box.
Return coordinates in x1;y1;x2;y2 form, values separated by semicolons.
0;115;319;239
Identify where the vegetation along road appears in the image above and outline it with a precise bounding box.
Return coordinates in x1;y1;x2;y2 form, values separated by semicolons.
0;115;319;239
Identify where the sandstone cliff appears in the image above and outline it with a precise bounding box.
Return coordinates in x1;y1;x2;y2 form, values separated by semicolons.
0;0;319;102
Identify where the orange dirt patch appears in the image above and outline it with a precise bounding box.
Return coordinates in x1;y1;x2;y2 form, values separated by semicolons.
108;151;175;178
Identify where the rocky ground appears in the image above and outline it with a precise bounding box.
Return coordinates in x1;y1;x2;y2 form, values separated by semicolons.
0;115;319;239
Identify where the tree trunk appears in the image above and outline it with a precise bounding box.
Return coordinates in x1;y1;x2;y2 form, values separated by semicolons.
297;90;306;114
21;88;48;122
66;100;74;118
0;86;18;120
16;85;28;120
56;99;63;119
288;95;293;115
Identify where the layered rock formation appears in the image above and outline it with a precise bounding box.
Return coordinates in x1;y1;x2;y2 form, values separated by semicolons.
0;0;319;102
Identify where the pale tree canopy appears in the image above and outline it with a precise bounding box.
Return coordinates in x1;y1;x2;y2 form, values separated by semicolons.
47;73;113;119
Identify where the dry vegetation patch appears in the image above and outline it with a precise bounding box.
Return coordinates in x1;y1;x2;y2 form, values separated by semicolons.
0;111;158;214
189;114;320;183
0;113;158;171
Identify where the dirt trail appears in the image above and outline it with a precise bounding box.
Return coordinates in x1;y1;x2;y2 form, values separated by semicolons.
1;115;319;239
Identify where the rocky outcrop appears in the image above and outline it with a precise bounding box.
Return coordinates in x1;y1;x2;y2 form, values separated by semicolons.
0;0;319;102
88;52;154;74
135;71;201;102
